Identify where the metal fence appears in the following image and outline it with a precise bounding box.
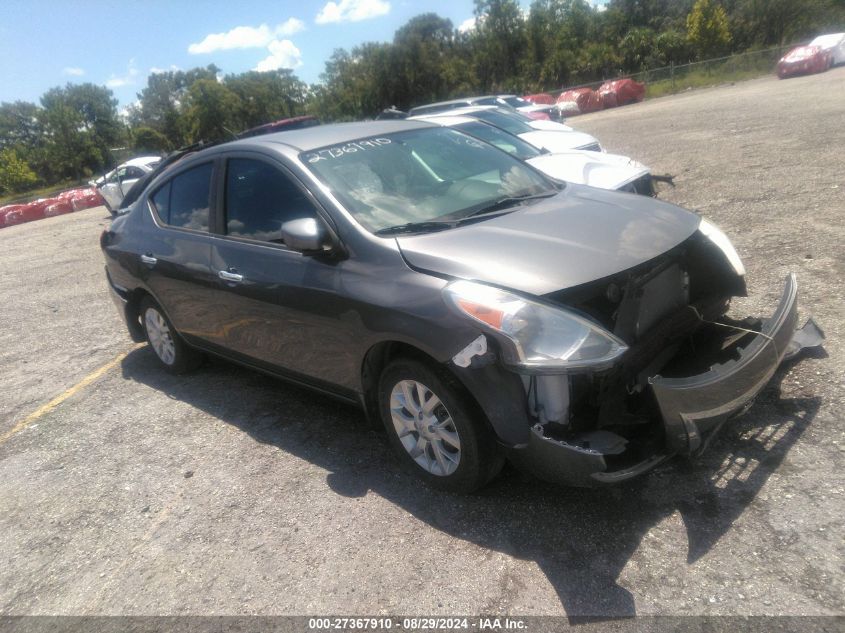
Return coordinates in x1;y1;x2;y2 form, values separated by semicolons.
547;44;796;99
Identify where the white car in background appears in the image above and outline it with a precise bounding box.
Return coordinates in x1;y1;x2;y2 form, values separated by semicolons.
407;95;559;120
414;114;655;196
92;155;161;215
810;33;845;65
417;106;604;153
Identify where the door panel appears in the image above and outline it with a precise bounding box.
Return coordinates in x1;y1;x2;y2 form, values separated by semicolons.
139;162;217;338
207;156;360;389
210;241;359;388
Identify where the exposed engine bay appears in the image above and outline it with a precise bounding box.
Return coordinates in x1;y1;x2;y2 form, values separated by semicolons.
519;232;824;482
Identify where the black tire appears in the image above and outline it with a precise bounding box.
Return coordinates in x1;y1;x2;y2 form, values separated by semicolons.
378;358;504;493
139;297;201;374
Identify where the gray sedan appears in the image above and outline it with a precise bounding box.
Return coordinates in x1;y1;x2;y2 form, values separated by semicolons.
101;120;823;492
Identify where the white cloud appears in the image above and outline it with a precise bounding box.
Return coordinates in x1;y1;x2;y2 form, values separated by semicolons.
457;17;476;33
278;17;306;35
63;67;84;76
118;100;140;121
315;0;390;25
188;19;305;54
105;59;139;88
254;40;303;72
149;64;181;75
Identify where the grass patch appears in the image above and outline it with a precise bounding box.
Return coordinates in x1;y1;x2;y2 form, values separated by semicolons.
646;66;774;98
0;178;91;207
643;50;785;99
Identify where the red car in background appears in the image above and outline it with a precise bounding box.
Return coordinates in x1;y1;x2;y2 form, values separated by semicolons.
776;45;832;78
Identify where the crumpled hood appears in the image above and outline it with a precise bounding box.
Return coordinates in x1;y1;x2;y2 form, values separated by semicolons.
526;150;649;190
396;185;701;296
519;129;600;152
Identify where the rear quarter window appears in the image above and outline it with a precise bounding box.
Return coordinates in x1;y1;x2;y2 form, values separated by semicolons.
149;163;213;231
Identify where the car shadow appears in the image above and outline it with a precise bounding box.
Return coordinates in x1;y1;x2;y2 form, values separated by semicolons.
120;349;821;620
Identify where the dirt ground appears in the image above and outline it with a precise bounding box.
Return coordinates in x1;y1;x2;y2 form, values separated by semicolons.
0;69;843;620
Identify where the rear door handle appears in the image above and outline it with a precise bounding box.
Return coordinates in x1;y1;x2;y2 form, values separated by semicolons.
218;270;244;283
140;254;157;266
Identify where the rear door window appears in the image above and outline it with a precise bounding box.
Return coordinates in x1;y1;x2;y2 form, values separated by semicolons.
150;163;213;231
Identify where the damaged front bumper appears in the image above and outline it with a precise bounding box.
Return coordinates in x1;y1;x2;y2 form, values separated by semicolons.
511;274;824;486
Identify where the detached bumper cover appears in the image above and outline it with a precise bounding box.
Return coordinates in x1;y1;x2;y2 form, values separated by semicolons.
650;273;807;455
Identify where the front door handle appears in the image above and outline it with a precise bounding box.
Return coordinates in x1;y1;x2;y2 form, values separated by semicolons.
140;254;157;266
218;269;244;283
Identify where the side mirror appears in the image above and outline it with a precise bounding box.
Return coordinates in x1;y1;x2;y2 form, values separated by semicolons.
280;217;333;253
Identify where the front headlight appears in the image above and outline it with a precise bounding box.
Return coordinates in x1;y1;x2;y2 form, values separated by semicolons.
444;280;628;372
699;218;746;276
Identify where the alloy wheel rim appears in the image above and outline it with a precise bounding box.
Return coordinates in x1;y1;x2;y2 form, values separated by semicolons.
389;379;461;476
144;307;176;365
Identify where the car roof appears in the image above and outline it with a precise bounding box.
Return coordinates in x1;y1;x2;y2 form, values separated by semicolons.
232;120;437;152
120;155;161;168
424;105;502;117
810;33;845;47
410;114;477;126
236;115;319;139
408;96;510;115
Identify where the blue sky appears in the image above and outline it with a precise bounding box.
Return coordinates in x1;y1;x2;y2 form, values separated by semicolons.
0;0;606;107
0;0;607;109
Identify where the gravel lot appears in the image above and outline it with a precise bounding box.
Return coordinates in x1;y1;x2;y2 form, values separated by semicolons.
1;70;843;620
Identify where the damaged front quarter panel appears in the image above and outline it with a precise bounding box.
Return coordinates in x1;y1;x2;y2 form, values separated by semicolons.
497;273;823;487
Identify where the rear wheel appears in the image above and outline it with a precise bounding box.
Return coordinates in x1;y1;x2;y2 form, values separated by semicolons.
140;297;201;374
378;358;504;493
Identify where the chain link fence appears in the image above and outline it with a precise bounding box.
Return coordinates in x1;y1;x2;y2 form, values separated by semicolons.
545;44;796;101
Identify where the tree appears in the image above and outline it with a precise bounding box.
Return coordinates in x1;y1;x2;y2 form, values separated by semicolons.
686;0;732;59
183;79;242;143
619;27;660;71
225;69;308;129
40;83;121;180
132;127;172;153
392;14;456;108
473;0;527;90
0;148;38;194
0;101;43;151
133;65;219;146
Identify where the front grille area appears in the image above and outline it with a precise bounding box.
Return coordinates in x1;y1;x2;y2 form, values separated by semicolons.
619;174;656;197
578;142;602;152
538;232;746;449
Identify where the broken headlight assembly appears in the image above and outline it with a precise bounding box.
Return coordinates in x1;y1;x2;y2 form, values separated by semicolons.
444;280;628;372
698;217;746;276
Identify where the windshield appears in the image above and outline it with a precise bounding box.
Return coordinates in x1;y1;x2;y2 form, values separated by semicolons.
453;121;541;160
302;127;554;233
466;109;534;135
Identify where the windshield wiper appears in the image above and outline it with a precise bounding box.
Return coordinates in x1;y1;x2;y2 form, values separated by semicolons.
375;221;457;236
460;191;558;221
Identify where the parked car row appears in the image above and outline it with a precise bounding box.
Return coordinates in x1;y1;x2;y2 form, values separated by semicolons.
385;96;665;196
102;108;823;492
0;187;105;229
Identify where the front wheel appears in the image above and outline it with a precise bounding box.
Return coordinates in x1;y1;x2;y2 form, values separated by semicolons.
140;297;201;374
378;358;504;493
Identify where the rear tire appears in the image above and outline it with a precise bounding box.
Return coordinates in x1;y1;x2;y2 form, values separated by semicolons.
139;297;201;374
378;358;504;493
